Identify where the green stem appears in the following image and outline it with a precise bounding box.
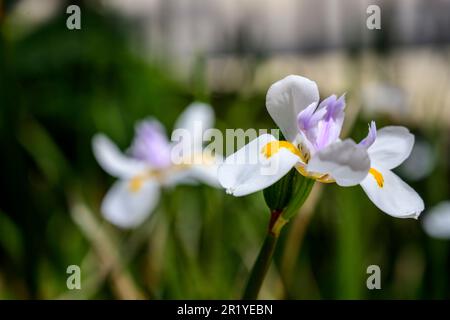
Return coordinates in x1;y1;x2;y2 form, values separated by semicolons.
242;229;279;300
242;177;315;300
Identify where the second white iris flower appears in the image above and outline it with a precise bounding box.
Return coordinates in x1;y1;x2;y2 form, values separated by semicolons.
93;102;221;228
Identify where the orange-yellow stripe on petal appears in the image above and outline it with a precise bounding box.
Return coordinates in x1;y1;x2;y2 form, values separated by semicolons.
262;141;302;159
129;176;145;192
369;168;384;188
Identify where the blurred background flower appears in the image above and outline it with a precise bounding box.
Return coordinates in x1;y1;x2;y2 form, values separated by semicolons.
0;0;449;299
422;201;450;240
91;102;220;229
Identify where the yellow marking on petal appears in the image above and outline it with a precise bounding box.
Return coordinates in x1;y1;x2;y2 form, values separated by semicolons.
129;176;145;193
262;141;303;160
369;168;384;188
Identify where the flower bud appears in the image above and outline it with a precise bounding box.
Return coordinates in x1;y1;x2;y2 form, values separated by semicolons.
263;168;298;212
263;168;315;220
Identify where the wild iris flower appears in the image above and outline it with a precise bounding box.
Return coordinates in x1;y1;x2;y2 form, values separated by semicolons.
219;75;424;218
92;102;221;228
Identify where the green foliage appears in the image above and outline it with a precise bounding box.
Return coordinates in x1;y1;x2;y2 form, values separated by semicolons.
0;3;449;300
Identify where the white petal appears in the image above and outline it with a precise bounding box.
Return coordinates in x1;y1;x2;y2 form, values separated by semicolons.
163;152;223;188
307;139;370;186
188;154;223;187
266;75;319;141
360;168;424;218
185;164;220;187
422;201;450;239
162;169;198;188
92;134;147;179
101;179;160;229
218;134;300;197
173;102;215;152
368;126;414;169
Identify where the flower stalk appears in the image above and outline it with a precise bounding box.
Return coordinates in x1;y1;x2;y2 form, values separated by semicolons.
242;174;315;300
242;211;283;300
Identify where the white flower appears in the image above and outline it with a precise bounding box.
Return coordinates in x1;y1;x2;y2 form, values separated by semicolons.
218;75;424;219
93;102;221;229
219;75;370;196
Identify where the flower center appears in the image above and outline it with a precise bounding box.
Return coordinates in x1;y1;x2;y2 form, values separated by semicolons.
369;168;384;188
262;141;303;159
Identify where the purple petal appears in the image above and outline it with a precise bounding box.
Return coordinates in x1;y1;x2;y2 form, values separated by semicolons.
314;94;346;150
323;94;345;120
359;121;377;149
130;120;172;168
297;102;321;131
317;94;337;111
296;94;347;155
297;102;325;153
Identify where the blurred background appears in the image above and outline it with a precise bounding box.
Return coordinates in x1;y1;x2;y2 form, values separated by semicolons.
1;0;449;299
